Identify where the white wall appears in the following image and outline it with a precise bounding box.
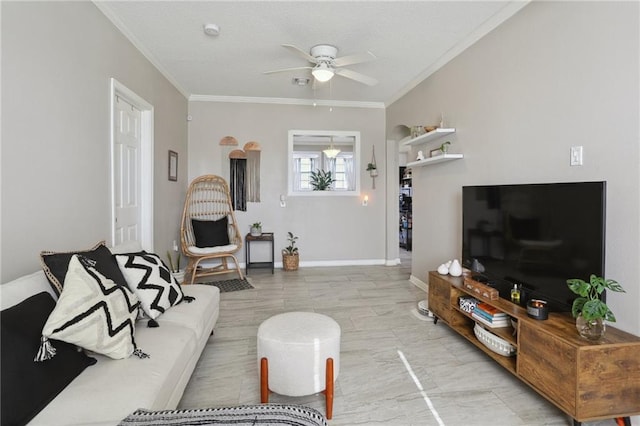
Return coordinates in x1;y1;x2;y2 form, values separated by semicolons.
1;2;188;281
187;101;386;264
387;1;640;335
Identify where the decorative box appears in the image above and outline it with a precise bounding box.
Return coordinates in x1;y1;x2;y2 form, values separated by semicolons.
458;296;478;314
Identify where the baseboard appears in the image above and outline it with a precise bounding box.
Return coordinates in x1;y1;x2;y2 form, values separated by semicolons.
409;274;428;292
385;258;401;266
274;259;387;268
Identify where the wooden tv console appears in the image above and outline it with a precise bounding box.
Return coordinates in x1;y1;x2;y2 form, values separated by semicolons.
428;271;640;425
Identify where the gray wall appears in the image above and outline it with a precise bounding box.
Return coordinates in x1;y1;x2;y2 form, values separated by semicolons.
387;1;640;335
1;1;188;281
187;101;386;264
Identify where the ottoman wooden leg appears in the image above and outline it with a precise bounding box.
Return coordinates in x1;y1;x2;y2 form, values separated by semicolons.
260;357;269;403
325;358;334;419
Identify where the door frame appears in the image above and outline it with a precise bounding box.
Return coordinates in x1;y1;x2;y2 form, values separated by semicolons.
109;78;154;250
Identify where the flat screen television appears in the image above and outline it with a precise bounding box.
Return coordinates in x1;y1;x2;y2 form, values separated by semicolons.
462;181;606;312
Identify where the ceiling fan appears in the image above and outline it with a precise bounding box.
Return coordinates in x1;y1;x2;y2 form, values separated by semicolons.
264;44;378;86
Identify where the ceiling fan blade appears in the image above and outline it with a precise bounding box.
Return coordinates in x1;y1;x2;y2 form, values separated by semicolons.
333;51;376;67
334;68;378;86
282;44;317;63
263;66;312;75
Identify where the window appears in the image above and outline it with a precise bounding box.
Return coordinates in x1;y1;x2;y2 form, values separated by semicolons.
288;131;360;196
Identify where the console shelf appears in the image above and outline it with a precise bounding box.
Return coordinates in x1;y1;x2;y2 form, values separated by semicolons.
427;271;640;425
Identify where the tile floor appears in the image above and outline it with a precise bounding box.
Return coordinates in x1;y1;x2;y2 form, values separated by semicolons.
178;253;615;426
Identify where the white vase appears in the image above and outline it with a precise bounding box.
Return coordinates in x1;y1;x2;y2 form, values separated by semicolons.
437;264;449;275
449;259;462;277
171;270;185;284
250;227;262;236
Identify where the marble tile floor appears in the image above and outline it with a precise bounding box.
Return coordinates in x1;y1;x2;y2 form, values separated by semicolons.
179;260;615;426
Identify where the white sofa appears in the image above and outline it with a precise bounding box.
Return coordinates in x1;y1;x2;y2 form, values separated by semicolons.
1;267;220;426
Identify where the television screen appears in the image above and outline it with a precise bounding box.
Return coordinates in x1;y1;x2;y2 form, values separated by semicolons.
462;181;606;312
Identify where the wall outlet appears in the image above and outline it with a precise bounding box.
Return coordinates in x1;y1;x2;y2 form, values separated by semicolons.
570;146;583;166
172;240;178;251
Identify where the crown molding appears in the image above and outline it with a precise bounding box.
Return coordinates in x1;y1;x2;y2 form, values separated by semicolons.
93;1;191;99
189;94;385;109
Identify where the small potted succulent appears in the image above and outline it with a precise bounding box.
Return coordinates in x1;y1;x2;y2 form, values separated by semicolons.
566;274;625;340
282;231;299;271
250;222;262;236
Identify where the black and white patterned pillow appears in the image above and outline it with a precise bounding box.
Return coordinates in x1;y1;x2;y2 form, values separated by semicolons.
115;252;185;321
37;255;140;360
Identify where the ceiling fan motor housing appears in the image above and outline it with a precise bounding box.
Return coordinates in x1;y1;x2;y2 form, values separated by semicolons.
310;44;338;62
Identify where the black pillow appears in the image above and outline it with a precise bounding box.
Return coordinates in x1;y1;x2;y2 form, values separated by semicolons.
192;217;230;247
1;292;97;426
40;241;129;295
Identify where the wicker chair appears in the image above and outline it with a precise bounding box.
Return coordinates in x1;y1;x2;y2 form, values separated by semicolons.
180;175;243;284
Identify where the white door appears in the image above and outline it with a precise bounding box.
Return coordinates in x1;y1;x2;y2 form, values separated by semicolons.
110;78;154;250
113;96;142;245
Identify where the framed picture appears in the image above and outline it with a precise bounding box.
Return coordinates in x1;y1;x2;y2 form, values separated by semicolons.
430;148;443;158
168;150;178;181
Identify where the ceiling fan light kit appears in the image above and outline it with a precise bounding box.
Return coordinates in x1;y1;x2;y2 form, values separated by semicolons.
264;43;377;86
312;63;335;82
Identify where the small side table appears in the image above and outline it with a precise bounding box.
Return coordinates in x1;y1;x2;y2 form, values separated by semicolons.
245;232;274;275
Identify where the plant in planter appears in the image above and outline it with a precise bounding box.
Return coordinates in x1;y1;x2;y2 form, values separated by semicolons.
366;162;378;177
250;222;262;236
439;141;451;154
282;231;299;271
310;169;335;191
566;274;625;340
166;250;184;283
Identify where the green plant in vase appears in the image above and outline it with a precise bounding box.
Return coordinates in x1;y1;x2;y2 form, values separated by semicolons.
166;250;182;273
566;274;625;340
310;169;335;191
250;222;262;236
282;231;299;271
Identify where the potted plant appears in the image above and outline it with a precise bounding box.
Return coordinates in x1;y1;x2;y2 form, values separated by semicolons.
439;141;451;154
566;274;625;340
310;169;335;191
166;250;184;283
366;162;378;177
250;222;262;236
282;231;299;271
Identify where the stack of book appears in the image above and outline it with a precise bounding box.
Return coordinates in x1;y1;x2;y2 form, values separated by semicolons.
472;303;510;328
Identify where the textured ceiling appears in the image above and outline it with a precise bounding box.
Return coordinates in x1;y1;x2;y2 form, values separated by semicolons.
96;1;529;106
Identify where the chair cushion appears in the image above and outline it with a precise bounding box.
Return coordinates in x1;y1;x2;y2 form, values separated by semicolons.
115;252;185;320
187;244;238;255
40;241;129;296
1;292;97;426
192;217;230;247
40;255;140;360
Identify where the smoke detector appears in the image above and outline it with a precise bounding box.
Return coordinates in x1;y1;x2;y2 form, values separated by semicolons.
203;23;220;36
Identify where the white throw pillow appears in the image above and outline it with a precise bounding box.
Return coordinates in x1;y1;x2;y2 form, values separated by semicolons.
38;255;140;360
115;252;185;321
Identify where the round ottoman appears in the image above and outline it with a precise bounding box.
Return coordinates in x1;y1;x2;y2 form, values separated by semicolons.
257;312;341;419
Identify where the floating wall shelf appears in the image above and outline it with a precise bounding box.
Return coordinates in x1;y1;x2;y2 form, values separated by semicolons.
402;128;456;147
406;153;464;167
